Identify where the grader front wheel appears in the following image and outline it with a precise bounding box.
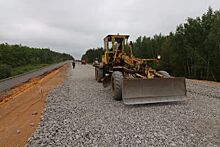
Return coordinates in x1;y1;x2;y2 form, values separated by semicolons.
111;71;123;101
157;70;171;78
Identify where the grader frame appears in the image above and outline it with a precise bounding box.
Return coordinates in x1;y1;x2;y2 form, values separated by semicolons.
94;34;186;105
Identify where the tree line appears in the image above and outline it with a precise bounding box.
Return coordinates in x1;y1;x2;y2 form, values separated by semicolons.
0;43;74;79
81;8;220;81
81;48;104;63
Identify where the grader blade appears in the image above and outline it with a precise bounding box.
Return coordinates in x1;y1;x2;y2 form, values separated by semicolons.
122;77;186;105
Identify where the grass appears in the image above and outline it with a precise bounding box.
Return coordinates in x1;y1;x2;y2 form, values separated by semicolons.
11;64;49;77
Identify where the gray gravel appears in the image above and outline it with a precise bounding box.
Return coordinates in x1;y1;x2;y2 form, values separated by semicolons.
27;63;220;147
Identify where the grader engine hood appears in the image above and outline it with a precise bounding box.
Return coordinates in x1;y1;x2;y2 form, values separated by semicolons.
122;77;186;105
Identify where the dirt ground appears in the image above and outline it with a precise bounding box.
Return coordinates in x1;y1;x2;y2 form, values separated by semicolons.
0;65;67;147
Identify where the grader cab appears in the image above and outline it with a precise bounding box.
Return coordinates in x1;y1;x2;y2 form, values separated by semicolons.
94;34;186;105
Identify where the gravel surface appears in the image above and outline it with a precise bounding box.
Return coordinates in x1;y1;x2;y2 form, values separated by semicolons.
27;63;220;147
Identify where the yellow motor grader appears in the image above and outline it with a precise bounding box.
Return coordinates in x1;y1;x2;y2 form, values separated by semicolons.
94;34;186;105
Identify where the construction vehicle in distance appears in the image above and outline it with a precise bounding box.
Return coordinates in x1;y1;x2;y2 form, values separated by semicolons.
81;60;86;65
94;34;186;105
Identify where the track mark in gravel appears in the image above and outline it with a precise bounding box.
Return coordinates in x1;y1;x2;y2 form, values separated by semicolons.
186;79;220;98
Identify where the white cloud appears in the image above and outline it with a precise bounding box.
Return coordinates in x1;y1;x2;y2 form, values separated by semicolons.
0;0;220;59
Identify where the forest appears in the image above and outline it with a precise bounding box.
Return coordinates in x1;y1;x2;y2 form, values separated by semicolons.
0;43;74;79
81;8;220;81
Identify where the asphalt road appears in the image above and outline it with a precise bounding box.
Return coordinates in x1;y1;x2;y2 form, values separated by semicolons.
0;61;71;93
27;64;219;146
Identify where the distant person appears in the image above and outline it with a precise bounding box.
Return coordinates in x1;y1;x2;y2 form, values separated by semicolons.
72;61;75;68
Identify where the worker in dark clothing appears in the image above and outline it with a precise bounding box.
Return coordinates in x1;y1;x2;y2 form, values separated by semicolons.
72;61;75;68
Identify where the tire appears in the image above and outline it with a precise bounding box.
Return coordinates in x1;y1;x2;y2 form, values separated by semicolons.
111;71;123;101
158;70;171;78
95;67;98;81
95;67;103;82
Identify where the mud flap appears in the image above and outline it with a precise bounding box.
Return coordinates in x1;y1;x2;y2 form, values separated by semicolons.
122;77;186;105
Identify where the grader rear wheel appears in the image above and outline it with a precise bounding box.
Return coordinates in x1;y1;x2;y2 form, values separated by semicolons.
95;67;103;82
95;67;98;81
111;71;123;101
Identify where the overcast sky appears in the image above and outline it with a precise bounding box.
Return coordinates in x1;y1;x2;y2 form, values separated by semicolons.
0;0;220;59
